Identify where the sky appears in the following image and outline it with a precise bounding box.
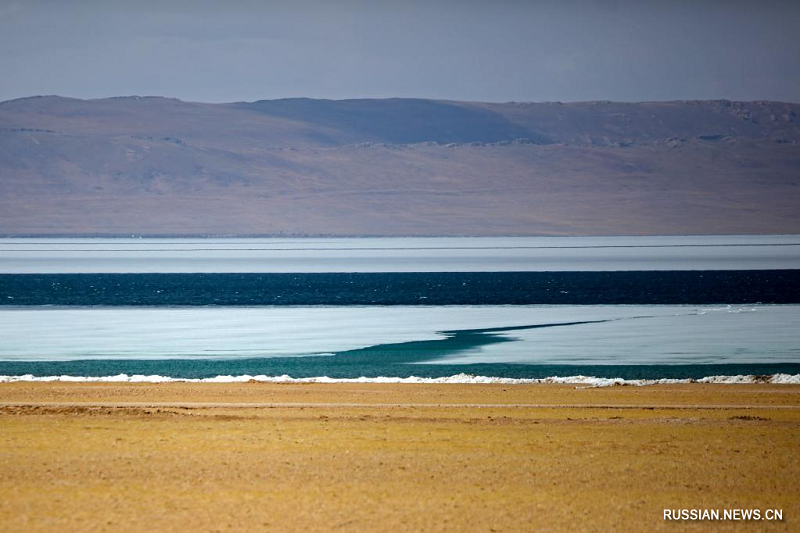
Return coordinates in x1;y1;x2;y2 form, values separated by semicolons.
1;0;799;104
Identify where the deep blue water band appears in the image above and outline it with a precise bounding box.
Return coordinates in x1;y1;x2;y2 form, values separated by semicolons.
1;359;798;380
2;270;800;306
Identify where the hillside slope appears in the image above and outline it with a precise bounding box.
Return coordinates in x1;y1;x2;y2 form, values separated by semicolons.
1;96;798;236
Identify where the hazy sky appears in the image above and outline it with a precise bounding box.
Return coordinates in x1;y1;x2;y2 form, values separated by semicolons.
1;0;799;103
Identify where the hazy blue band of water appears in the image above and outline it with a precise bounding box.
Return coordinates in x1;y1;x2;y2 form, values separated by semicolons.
2;235;799;273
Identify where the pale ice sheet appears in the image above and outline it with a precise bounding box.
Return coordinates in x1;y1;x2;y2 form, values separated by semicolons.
1;235;799;273
0;305;797;365
435;305;800;365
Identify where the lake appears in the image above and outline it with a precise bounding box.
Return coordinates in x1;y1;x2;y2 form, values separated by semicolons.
1;236;798;384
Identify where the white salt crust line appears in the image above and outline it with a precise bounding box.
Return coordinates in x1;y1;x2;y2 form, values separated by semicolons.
1;372;799;387
2;402;800;410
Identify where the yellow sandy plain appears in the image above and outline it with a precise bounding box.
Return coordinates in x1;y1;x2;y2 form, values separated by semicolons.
1;382;799;532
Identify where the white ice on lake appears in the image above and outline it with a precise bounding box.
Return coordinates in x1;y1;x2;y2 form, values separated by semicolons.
0;305;797;365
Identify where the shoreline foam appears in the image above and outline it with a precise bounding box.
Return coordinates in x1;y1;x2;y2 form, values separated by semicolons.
2;372;798;387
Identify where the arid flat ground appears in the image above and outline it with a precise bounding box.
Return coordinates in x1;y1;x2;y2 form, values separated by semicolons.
1;383;799;532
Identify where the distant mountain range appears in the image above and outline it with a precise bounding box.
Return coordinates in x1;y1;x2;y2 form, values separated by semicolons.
1;96;798;236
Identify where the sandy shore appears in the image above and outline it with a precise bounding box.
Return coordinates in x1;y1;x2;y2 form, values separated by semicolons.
1;383;799;532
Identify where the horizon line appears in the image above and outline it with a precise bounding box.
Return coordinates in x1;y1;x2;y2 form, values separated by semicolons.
2;94;799;107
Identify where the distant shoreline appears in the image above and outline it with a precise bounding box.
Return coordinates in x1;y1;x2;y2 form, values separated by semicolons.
3;232;800;238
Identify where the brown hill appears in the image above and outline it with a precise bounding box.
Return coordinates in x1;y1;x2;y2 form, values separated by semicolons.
0;96;798;236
